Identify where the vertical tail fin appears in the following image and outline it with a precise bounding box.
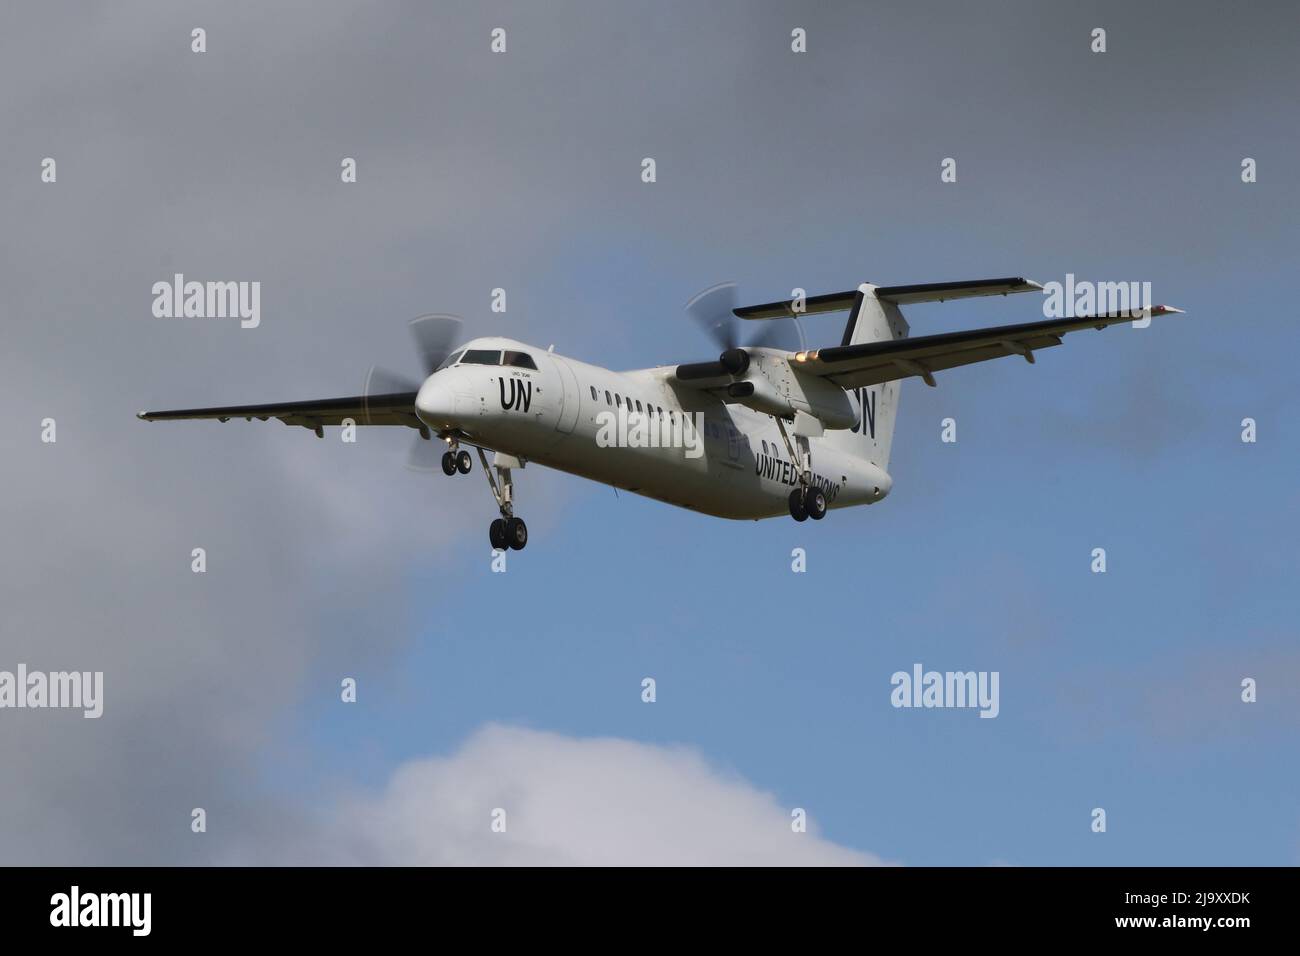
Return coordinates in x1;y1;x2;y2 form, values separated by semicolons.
819;284;907;471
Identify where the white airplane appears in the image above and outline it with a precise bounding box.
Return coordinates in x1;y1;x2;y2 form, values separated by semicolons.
139;277;1183;551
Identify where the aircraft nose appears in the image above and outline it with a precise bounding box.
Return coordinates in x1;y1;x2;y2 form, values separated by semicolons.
415;376;454;428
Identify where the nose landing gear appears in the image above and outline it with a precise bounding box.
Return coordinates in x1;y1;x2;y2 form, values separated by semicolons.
440;443;473;476
478;447;528;550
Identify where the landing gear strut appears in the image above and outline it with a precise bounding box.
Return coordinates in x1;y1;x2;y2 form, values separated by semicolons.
775;417;827;523
478;447;528;550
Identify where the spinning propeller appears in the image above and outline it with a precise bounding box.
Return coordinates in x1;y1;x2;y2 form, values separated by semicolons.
363;313;464;471
682;282;806;378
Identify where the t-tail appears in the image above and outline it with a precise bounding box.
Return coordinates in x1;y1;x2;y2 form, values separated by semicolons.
818;285;907;472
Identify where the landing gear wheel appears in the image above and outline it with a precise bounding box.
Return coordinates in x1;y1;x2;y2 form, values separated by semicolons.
806;488;827;520
788;489;808;522
456;449;472;474
489;518;508;551
505;516;528;550
441;451;457;476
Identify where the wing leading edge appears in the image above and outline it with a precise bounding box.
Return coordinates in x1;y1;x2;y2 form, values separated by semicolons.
137;392;421;435
791;306;1185;389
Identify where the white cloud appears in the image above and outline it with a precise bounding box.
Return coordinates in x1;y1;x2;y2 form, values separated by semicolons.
306;724;885;866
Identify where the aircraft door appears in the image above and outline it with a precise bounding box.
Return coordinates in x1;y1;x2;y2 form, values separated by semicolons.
548;354;580;434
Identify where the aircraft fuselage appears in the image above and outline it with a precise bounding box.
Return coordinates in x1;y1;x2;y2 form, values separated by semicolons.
415;336;892;520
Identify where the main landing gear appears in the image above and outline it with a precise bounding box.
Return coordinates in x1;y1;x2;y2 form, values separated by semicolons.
788;486;827;522
477;447;528;550
440;441;473;477
775;416;827;523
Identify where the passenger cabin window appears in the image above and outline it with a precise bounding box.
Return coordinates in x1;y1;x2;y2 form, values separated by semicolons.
635;400;643;413
590;386;597;400
459;349;501;366
605;391;612;405
503;350;537;370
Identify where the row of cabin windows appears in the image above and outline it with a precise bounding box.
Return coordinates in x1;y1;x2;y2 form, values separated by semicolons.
582;382;751;448
589;385;675;423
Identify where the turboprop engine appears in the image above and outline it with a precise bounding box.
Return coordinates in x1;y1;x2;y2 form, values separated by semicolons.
675;282;857;432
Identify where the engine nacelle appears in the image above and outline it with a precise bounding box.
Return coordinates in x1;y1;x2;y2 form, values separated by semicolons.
725;359;856;431
787;367;857;430
726;378;788;418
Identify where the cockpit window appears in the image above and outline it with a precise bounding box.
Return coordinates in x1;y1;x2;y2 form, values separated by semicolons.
438;350;464;370
459;349;502;366
503;350;538;370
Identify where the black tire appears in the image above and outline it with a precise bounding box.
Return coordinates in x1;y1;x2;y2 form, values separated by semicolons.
456;449;472;474
505;516;528;550
806;488;827;520
788;488;808;522
489;518;508;551
441;451;457;476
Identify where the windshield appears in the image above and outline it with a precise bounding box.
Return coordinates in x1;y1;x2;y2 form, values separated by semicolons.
440;348;534;369
459;349;502;365
503;350;537;370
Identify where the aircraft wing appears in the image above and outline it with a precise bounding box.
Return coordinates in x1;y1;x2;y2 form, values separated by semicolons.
137;391;421;435
791;306;1185;389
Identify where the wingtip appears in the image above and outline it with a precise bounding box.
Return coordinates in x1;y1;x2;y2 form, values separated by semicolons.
1152;305;1186;316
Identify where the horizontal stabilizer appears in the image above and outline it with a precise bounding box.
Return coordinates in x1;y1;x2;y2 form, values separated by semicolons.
733;290;858;320
874;277;1042;305
734;277;1042;319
